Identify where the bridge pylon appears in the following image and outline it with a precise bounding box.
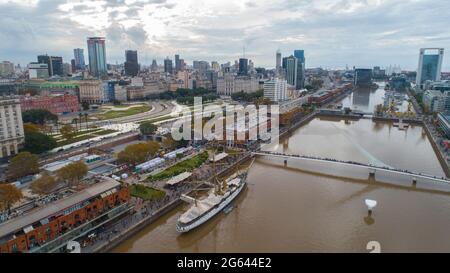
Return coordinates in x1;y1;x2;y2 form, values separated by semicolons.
369;168;376;179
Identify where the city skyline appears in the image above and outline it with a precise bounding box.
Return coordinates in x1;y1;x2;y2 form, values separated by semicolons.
0;0;450;71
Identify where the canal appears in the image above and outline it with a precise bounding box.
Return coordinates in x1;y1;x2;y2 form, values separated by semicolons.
113;86;450;253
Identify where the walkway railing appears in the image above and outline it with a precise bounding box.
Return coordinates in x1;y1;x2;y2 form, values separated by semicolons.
253;151;450;184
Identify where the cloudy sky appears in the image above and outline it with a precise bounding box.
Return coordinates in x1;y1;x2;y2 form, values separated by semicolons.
1;0;449;70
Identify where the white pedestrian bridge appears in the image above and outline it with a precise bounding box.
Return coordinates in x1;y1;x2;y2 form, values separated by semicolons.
252;151;450;184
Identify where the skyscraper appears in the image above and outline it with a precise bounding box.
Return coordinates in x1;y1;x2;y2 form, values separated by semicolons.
124;50;139;77
276;50;281;72
294;49;305;89
87;37;107;77
73;48;85;70
151;59;158;72
416;48;444;88
285;55;298;87
175;54;180;72
37;55;63;77
164;57;173;74
238;58;248;76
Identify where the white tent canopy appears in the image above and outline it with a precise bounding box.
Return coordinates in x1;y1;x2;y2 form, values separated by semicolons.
166;172;192;186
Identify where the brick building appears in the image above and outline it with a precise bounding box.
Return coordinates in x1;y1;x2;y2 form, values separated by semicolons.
20;94;80;115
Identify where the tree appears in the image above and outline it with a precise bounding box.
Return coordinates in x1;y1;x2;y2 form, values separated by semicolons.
23;123;40;134
139;122;157;136
60;124;75;141
22;109;57;125
118;141;160;165
7;152;39;181
24;132;57;154
56;161;88;187
82;101;90;111
30;174;57;195
162;136;177;150
84;113;89;130
72;118;79;132
147;141;161;156
0;184;23;212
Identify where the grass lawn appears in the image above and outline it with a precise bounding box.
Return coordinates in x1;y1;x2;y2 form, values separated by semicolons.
148;151;209;181
96;105;151;120
130;184;166;201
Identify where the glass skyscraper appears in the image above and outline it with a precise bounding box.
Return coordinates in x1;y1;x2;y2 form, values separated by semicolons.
87;37;107;77
417;48;444;87
73;48;85;70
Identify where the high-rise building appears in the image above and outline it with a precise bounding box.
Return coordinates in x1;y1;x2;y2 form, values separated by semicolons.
164;58;173;75
71;59;76;73
193;61;209;73
0;61;15;78
264;78;288;102
151;59;158;72
73;48;85;70
294;50;305;89
238;58;248;76
416;48;444;88
294;50;305;63
0;83;24;158
37;55;63;77
285;55;298;87
124;50;139;77
175;54;180;72
276;50;281;72
87;37;107;77
354;68;373;87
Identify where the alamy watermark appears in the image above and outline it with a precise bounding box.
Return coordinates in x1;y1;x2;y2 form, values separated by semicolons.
170;97;280;145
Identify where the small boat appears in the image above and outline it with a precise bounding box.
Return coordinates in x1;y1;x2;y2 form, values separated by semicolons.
223;205;234;214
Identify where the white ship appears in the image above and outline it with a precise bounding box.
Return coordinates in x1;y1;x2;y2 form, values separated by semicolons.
176;174;247;233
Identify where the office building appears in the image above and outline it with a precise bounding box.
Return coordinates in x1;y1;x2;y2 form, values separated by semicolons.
78;80;104;104
0;61;14;78
164;58;173;75
354;68;373;87
124;50;139;77
238;58;248;76
151;59;158;72
28;63;49;79
73;48;85;70
276;50;281;72
285;55;298;87
217;74;259;95
37;55;63;77
264;78;288;102
294;50;305;89
416;48;444;88
0;84;24;158
87;37;107;77
175;54;181;72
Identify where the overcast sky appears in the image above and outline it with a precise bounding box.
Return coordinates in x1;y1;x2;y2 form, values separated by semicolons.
1;0;449;71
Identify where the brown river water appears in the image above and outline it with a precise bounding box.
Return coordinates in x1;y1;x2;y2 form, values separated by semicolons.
113;87;450;253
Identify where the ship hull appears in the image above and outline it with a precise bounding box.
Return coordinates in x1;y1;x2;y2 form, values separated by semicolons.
176;180;246;233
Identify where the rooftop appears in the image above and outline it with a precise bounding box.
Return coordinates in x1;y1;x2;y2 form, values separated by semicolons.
0;178;121;240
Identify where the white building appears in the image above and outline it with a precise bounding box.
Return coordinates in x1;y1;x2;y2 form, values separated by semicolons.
423;90;448;113
78;80;104;104
28;63;49;79
0;95;24;158
217;74;259;95
0;61;15;78
264;78;288;102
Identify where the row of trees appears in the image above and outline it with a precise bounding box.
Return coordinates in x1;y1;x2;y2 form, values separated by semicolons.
231;90;264;102
118;141;161;165
1;158;89;213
